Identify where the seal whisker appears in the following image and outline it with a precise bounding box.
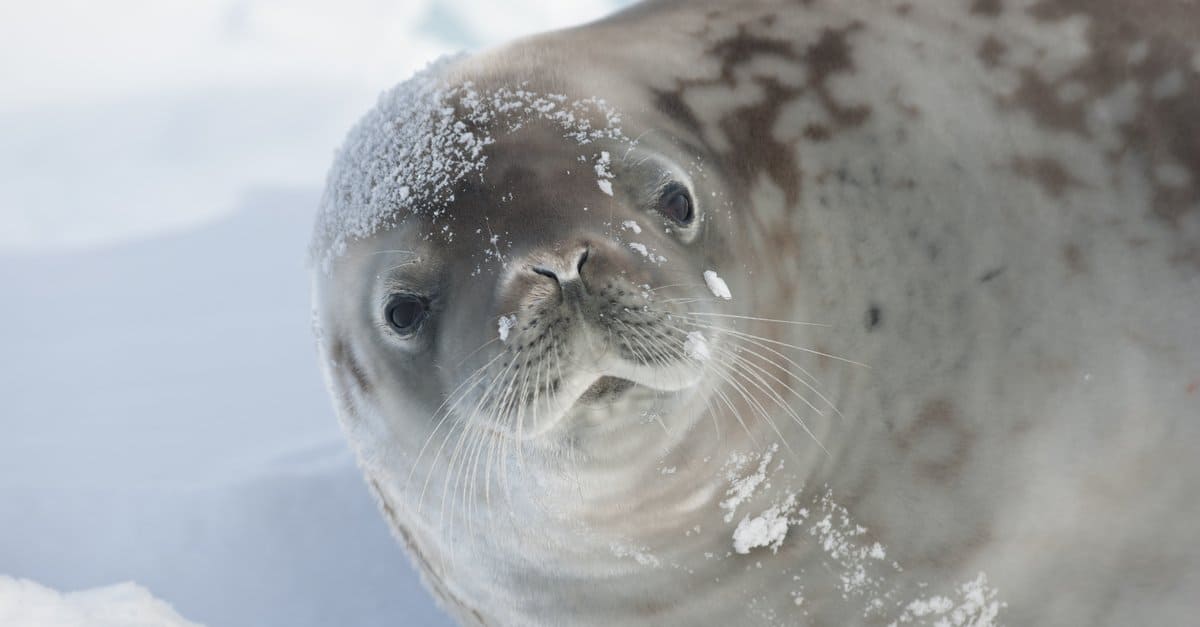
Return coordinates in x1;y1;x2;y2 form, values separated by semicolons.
614;321;675;433
407;349;507;509
645;282;707;292
451;357;524;554
704;367;761;448
368;249;418;256
670;314;845;418
718;343;826;417
429;355;517;543
703;358;800;458
673;316;870;369
709;343;829;455
467;346;530;534
681;312;832;328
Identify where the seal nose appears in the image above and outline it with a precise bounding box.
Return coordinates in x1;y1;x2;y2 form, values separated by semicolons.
531;246;590;288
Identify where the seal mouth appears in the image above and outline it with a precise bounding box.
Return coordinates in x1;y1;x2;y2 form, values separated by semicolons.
576;376;636;406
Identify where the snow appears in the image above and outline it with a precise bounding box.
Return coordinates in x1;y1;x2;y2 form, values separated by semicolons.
621;220;642;234
732;507;790;554
312;66;626;270
719;445;778;523
684;331;711;361
627;241;667;264
716;448;1002;624
703;270;732;300
498;314;517;341
0;576;202;627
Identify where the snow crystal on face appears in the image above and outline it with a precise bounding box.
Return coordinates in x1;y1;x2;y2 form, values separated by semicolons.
310;55;626;271
497;314;517;342
597;179;614;196
621;220;641;234
703;270;732;300
684;331;710;361
627;241;667;264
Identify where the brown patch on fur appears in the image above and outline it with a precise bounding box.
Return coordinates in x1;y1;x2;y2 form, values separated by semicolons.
970;0;1003;17
1007;1;1200;264
650;20;871;208
898;399;974;483
805;24;873;128
1011;155;1085;198
977;35;1006;68
804;123;832;141
650;88;704;137
646;18;871;303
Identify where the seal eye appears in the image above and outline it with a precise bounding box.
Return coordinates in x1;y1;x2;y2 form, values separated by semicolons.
385;294;429;336
661;188;694;225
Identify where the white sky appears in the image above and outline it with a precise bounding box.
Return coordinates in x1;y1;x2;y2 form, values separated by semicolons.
0;0;632;253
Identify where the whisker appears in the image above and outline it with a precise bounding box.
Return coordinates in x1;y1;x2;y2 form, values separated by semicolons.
681;311;831;328
674;316;870;368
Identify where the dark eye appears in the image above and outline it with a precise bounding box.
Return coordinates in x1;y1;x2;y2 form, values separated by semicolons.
661;188;694;224
385;294;429;336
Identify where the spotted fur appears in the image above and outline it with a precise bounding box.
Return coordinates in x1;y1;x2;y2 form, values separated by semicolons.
312;1;1200;625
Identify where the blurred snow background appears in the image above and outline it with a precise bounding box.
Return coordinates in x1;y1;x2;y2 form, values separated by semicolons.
0;1;632;625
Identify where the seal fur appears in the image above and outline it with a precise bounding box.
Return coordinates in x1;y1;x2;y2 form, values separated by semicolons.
312;1;1200;624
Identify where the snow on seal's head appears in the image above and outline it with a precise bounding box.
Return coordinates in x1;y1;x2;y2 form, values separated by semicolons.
310;55;627;274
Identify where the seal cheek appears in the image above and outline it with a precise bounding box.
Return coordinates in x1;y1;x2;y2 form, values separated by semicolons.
329;337;373;397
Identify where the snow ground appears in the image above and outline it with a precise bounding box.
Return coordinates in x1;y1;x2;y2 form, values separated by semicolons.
0;577;201;627
0;190;453;626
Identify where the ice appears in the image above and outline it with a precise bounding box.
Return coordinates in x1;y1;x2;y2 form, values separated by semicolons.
703;270;732;300
0;576;203;627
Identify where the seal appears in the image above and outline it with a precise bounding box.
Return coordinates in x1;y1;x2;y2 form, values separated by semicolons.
311;1;1200;625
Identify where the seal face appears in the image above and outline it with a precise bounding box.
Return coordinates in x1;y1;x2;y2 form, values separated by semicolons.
312;1;1200;625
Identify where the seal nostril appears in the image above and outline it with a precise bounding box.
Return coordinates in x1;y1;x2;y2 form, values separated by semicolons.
576;247;590;273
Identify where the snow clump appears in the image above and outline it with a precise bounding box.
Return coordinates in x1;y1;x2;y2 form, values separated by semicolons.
497;314;517;341
703;270;732;300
